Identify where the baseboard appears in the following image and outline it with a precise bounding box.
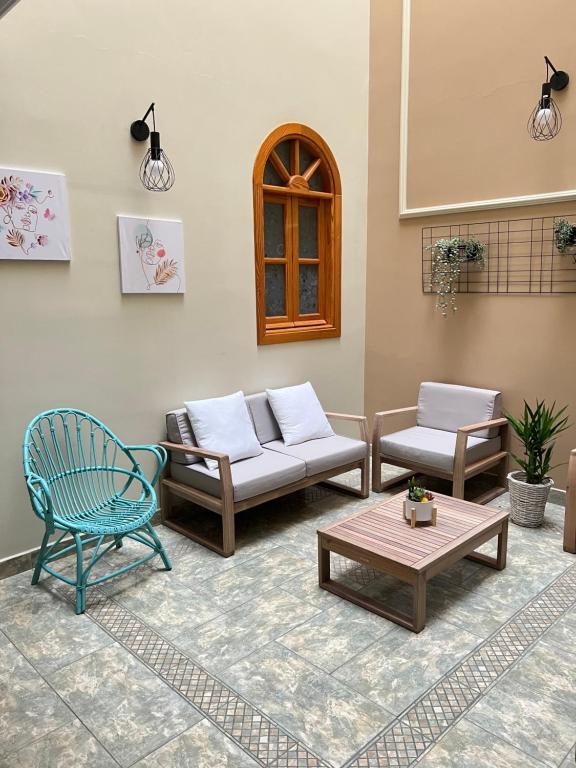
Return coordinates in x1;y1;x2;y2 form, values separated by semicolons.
0;509;163;582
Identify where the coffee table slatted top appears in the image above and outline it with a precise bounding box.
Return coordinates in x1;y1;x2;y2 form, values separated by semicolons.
318;492;508;573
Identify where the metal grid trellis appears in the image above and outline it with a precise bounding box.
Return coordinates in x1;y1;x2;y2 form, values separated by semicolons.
422;214;576;295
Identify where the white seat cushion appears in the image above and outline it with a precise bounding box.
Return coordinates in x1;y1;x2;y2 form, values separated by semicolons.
264;435;367;477
170;448;306;502
380;426;501;474
417;382;502;438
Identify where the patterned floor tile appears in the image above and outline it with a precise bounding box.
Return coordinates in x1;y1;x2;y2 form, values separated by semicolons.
199;547;313;611
47;644;201;767
278;599;395;672
133;719;260;767
175;588;320;673
0;590;113;674
333;620;481;714
347;721;431;767
0;674;73;757
220;643;394;765
0;719;118;768
466;677;576;767
400;676;480;740
415;717;549;768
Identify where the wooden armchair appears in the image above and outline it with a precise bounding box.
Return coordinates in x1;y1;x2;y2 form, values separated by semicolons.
372;383;509;504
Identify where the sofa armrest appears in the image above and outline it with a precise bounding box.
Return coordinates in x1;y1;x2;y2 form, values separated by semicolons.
159;441;234;513
160;440;229;462
325;412;368;442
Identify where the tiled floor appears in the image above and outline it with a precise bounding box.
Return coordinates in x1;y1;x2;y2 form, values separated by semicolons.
0;473;575;767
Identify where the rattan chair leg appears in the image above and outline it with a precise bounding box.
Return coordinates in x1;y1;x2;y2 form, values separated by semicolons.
145;522;172;570
31;530;49;585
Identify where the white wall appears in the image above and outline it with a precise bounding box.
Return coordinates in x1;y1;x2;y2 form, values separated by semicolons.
0;0;369;559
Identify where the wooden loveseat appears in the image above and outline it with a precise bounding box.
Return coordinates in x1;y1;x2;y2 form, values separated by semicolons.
160;392;369;556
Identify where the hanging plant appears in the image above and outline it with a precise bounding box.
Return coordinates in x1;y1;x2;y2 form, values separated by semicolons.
428;237;485;317
553;217;576;254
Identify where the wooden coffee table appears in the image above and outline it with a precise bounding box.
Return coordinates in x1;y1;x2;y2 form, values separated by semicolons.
317;492;509;633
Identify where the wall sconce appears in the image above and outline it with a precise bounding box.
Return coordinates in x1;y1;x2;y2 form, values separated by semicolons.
527;57;569;141
130;103;175;191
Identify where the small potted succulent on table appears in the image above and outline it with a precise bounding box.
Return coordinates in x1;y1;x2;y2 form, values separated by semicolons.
404;477;437;528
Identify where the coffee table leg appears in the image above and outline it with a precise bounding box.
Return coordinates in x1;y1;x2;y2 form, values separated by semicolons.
496;519;508;570
414;573;426;633
318;536;330;584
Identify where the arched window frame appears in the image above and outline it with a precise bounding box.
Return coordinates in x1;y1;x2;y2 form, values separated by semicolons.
253;123;342;345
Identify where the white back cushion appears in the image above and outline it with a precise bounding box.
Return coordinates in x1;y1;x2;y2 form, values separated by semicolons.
266;382;334;446
185;391;263;470
417;382;502;439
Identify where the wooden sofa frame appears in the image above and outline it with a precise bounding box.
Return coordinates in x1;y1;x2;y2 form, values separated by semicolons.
160;412;369;557
564;449;576;554
371;406;510;504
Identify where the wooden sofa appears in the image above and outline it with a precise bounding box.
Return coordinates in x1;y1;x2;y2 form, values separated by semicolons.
160;392;369;556
372;382;509;504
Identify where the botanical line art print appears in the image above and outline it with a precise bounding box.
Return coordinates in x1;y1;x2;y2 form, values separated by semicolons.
118;215;185;294
0;168;71;260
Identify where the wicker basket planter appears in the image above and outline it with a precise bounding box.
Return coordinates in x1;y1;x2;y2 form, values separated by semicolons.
507;471;554;528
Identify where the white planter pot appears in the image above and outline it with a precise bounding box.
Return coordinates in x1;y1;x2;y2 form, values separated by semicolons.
507;471;553;528
404;498;434;523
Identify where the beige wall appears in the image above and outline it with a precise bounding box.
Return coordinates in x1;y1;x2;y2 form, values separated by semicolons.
0;0;369;560
367;0;576;487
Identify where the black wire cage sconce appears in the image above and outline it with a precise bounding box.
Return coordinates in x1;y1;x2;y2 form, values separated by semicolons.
527;56;569;141
130;103;175;191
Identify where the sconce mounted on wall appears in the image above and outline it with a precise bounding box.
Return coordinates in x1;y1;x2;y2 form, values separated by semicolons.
527;56;569;141
130;103;175;191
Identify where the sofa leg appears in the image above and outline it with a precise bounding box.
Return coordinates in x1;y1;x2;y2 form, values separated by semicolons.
360;457;370;498
372;449;383;493
221;496;235;557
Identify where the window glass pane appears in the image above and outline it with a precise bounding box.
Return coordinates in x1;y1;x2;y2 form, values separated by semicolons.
264;202;285;258
299;144;315;175
308;170;324;192
298;205;318;259
299;264;318;314
264;160;283;186
265;264;286;316
275;141;291;175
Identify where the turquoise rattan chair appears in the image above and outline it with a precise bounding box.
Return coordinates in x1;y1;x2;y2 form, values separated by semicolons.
23;408;172;614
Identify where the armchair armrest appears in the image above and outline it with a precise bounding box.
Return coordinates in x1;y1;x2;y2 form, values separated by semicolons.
124;444;167;487
325;412;368;442
372;405;418;444
457;417;508;435
25;474;55;534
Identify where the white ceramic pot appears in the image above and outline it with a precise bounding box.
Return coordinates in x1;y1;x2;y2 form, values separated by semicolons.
507;471;553;528
404;498;434;522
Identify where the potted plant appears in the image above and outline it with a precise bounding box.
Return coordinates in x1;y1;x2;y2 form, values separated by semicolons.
506;400;569;527
429;237;486;317
404;477;436;526
554;217;576;254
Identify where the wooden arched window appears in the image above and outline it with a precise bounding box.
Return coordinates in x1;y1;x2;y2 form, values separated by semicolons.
253;124;341;345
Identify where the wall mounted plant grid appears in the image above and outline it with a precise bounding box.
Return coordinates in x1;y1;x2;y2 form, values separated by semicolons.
422;214;576;295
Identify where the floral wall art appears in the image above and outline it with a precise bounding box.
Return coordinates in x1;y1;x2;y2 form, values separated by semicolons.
0;168;71;260
117;215;185;294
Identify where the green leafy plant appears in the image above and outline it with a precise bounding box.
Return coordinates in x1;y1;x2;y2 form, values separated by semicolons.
429;237;486;317
407;476;434;502
553;217;576;254
506;400;569;484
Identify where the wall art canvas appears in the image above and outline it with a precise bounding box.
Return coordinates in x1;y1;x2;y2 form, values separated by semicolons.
0;168;71;260
118;215;185;294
